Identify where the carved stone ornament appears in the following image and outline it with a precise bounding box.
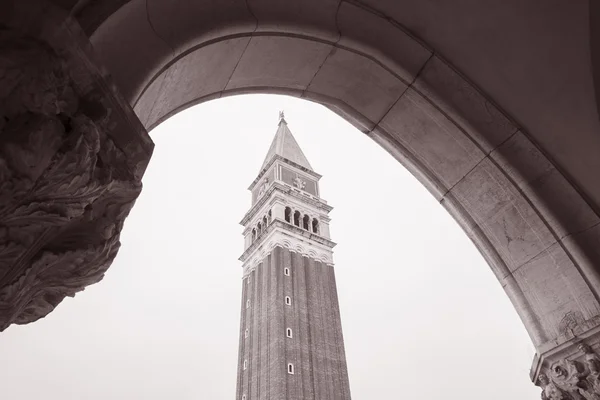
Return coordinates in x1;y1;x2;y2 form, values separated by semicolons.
537;344;600;400
0;1;153;331
258;177;269;197
293;177;306;190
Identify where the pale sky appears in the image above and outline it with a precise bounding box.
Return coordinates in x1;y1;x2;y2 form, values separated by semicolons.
1;95;540;399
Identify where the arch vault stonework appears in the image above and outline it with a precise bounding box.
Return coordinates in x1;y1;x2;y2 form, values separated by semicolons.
1;0;600;395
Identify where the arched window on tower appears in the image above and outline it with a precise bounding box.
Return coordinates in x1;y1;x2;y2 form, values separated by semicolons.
263;215;268;228
268;209;272;224
293;211;301;227
312;219;319;234
252;228;257;242
303;214;310;230
257;222;262;235
285;207;291;223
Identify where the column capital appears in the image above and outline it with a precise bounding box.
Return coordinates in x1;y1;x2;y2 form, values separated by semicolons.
533;323;600;399
0;0;153;331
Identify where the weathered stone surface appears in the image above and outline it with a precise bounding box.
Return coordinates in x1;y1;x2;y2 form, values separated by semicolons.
562;224;600;303
377;87;485;190
148;0;255;55
142;38;251;129
368;127;447;200
0;0;152;331
89;0;175;105
306;47;407;128
451;159;556;270
491;131;600;239
337;1;431;84
226;36;332;91
248;0;340;42
413;55;518;152
514;242;600;337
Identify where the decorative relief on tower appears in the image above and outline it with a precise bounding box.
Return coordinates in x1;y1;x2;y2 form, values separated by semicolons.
537;343;600;400
293;177;306;190
258;177;270;197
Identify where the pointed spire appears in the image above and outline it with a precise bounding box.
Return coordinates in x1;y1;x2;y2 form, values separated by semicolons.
259;113;313;171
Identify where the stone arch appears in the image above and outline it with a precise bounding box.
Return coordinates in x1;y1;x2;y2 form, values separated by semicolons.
312;218;320;234
302;214;310;231
293;210;301;227
3;0;600;388
90;7;600;365
284;206;292;223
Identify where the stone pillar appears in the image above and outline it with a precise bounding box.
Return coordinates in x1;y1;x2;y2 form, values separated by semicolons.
319;216;331;239
243;230;253;250
0;0;153;331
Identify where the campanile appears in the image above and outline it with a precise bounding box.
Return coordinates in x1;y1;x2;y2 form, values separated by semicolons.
235;113;352;400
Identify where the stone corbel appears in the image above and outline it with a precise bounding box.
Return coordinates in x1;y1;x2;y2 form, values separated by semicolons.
0;0;153;330
535;326;600;400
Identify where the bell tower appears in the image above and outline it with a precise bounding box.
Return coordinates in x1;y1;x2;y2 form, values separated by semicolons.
235;113;352;400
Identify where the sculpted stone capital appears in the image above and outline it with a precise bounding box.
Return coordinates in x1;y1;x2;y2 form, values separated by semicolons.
0;0;153;330
536;338;600;400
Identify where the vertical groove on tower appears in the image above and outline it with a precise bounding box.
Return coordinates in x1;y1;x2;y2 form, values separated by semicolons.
301;254;316;400
265;256;271;400
258;255;267;400
321;262;334;399
236;278;246;400
330;269;352;400
325;265;342;398
249;269;255;400
256;262;262;400
293;254;306;398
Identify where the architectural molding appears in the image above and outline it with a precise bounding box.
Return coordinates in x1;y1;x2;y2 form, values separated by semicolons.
249;154;322;191
240;219;335;262
242;228;335;277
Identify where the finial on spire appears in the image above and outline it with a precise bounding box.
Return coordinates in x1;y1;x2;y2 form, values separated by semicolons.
279;110;286;124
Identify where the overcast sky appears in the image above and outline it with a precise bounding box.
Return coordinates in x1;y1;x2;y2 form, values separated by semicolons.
1;95;540;399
